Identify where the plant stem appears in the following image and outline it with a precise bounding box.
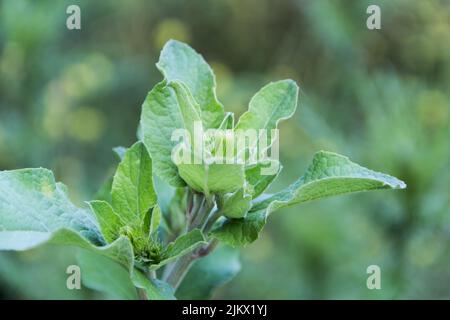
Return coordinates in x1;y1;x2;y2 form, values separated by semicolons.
137;287;148;300
136;268;156;300
163;194;216;289
164;239;219;289
203;208;222;232
164;252;197;289
188;195;214;231
186;192;203;228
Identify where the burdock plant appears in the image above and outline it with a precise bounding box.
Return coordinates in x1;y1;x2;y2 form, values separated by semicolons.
0;40;406;299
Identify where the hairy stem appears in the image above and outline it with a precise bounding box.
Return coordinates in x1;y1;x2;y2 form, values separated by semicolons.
164;239;219;289
203;208;222;232
163;252;196;289
188;195;214;231
163;194;217;289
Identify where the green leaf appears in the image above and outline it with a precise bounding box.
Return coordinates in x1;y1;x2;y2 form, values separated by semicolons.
178;163;245;195
150;229;207;270
169;80;204;135
131;269;176;300
218;189;252;219
57;230;174;300
0;168;103;246
212;151;406;247
149;204;161;236
245;159;282;198
0;168;174;300
253;151;407;212
172;95;244;194
0;169;133;263
77;249;138;300
210;210;267;247
0;229;133;271
157;39;224;128
141;81;201;187
176;246;241;299
235;79;299;149
111;141;156;225
78;248;176;300
88;200;123;243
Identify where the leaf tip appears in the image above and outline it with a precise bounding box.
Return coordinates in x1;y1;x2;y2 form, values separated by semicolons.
391;178;407;190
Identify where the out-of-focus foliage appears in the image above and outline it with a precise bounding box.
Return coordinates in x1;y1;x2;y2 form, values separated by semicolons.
0;0;448;299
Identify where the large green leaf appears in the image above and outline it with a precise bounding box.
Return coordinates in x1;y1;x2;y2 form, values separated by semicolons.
253;151;407;212
0;168;174;299
212;151;406;247
157;39;224;128
111;141;156;225
141;81;201;187
0;168;133;266
0;168;103;246
0;229;134;269
77;249;175;300
176;246;241;299
77;249;138;300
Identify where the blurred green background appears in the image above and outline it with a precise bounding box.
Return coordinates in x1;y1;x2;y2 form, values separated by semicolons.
0;0;449;299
